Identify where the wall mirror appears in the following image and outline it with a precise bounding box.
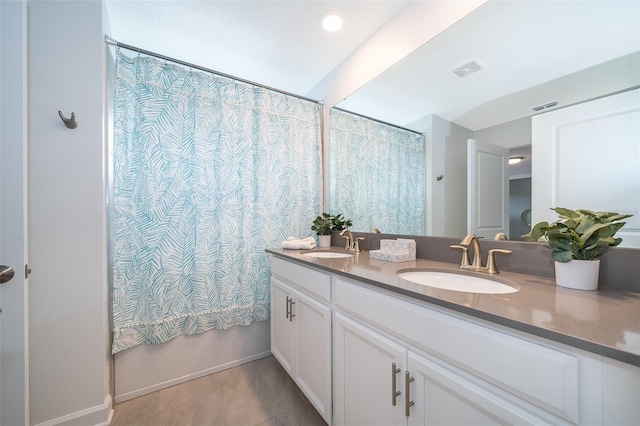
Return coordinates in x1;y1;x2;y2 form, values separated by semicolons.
330;0;640;241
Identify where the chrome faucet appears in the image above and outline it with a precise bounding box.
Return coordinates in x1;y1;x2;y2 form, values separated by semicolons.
450;234;512;274
340;228;364;252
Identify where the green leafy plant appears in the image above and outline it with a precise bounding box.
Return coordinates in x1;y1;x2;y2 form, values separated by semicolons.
311;213;352;236
311;213;333;236
521;207;632;262
331;213;352;232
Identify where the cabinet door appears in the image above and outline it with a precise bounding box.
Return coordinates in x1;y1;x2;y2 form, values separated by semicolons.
407;351;545;426
295;290;332;422
334;312;407;426
270;277;294;375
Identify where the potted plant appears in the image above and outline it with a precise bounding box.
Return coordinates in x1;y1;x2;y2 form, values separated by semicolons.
522;207;632;290
311;213;352;247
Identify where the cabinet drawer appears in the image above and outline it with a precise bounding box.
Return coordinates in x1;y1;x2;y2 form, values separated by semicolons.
271;257;331;303
334;278;579;423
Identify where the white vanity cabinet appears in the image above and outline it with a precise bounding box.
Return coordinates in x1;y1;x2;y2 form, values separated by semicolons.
269;255;640;425
333;277;582;426
270;257;332;423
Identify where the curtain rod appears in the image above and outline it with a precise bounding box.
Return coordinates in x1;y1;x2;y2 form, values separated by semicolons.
105;36;322;105
333;107;423;136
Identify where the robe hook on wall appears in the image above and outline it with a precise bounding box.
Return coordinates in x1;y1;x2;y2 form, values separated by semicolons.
436;174;445;181
58;110;78;129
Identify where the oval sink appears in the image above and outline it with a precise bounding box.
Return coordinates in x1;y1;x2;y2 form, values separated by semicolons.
396;269;518;294
302;251;354;259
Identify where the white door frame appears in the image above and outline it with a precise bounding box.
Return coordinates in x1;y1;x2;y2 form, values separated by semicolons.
467;138;510;239
0;1;29;424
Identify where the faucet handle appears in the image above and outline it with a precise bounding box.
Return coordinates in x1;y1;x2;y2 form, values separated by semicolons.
354;237;365;252
486;249;512;274
341;235;351;250
450;245;471;268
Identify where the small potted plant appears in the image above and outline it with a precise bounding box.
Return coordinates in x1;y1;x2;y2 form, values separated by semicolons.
312;213;352;248
522;207;632;290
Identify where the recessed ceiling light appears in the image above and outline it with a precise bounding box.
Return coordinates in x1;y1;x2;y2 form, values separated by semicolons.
509;156;525;165
322;14;343;32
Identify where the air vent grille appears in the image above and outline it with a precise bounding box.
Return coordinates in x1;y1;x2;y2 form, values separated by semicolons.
531;101;559;112
448;59;486;79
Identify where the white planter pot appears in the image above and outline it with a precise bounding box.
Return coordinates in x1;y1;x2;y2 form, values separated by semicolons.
318;235;331;248
554;259;600;291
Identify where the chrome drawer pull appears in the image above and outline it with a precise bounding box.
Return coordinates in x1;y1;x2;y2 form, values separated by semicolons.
405;371;414;417
391;362;401;406
285;296;291;319
289;299;295;321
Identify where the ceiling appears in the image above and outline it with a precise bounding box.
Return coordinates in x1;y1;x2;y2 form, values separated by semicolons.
105;0;640;132
104;0;411;96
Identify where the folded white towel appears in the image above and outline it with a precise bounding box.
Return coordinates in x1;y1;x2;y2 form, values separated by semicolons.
281;236;317;250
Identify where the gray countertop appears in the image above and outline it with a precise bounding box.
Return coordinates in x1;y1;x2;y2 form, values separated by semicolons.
267;247;640;367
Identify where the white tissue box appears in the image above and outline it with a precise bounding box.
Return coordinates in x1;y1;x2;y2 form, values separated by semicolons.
369;238;416;262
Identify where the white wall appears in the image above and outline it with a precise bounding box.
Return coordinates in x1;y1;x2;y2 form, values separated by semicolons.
425;115;471;238
473;116;531;149
28;1;111;424
426;115;532;238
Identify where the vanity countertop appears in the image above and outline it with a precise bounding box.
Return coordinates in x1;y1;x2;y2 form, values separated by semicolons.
266;247;640;367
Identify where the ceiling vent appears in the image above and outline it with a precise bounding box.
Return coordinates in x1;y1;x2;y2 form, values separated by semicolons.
531;101;558;112
448;59;486;79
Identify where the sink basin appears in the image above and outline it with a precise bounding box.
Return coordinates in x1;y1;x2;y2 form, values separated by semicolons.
396;269;518;294
302;251;354;259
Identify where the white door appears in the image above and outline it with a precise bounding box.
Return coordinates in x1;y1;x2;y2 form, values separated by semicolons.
0;1;29;424
407;351;543;425
532;88;640;248
333;312;406;426
270;278;294;375
294;290;332;423
467;139;509;239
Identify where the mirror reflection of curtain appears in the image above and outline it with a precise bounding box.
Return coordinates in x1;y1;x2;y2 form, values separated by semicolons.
111;51;321;353
330;109;425;235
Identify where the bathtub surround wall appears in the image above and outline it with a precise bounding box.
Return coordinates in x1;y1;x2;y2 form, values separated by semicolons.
114;321;270;402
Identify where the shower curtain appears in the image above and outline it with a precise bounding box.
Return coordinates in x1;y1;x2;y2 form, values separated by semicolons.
330;109;425;235
111;51;321;353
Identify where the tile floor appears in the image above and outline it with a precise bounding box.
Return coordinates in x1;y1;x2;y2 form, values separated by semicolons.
110;355;327;426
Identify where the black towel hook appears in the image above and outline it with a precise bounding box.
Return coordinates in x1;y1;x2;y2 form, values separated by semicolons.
58;110;78;129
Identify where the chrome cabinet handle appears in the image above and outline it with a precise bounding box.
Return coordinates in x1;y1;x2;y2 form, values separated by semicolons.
391;362;401;406
285;296;291;319
289;299;295;321
405;371;414;417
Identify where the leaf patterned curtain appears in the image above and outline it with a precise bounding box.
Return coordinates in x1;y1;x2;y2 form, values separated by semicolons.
330;109;425;235
111;51;321;353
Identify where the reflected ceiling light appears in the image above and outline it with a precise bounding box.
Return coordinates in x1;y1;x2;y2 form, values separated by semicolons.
322;14;343;32
509;156;525;165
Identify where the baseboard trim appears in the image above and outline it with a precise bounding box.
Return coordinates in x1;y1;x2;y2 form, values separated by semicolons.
114;350;272;403
33;394;113;426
